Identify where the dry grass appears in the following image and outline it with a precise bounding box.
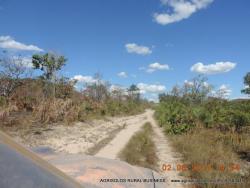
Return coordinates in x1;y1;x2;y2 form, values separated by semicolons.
33;99;81;124
169;127;250;188
0;107;10;122
118;122;158;170
0;104;19;126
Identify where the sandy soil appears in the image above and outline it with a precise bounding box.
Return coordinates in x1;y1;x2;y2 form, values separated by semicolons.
95;109;185;187
95;109;151;159
148;111;185;188
7;109;185;187
8;112;148;155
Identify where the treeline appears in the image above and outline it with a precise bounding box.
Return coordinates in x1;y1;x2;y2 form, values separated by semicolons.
155;75;250;134
0;52;149;126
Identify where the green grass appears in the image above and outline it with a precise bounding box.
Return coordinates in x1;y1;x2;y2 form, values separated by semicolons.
118;122;158;170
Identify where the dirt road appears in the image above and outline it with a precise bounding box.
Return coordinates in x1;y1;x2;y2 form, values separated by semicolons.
95;110;150;159
9;109;185;187
95;109;185;187
148;110;185;188
8;111;148;154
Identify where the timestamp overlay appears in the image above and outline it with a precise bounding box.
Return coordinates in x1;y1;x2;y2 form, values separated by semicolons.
161;163;246;186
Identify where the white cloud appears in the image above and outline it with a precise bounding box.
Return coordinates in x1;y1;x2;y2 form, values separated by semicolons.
110;85;128;96
146;69;156;73
147;93;159;103
13;56;33;68
146;62;170;73
73;75;97;84
184;79;194;86
137;83;166;94
190;62;236;74
148;97;159;103
110;84;124;91
117;71;128;78
125;43;152;55
0;36;43;52
232;96;250;100
203;81;210;88
216;84;232;98
154;0;214;25
184;80;210;88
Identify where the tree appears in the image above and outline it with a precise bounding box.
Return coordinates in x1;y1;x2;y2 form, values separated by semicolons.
170;85;181;97
110;85;125;102
32;53;66;81
128;84;140;102
83;73;110;102
55;76;77;99
32;53;67;97
0;54;30;97
241;72;250;95
182;75;212;103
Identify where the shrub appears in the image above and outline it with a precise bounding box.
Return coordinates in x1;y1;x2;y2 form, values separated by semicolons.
33;99;81;123
155;99;196;134
228;110;250;133
0;96;7;108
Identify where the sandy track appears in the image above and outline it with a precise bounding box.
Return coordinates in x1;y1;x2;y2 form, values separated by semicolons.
95;110;150;159
8;109;186;187
96;109;185;187
148;111;185;188
8;112;148;155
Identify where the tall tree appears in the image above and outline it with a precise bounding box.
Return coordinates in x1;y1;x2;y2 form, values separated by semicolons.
32;53;67;97
83;73;109;102
32;53;66;81
183;75;211;103
128;84;140;102
241;72;250;95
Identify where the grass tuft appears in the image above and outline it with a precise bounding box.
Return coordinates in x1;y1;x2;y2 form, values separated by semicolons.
118;122;158;170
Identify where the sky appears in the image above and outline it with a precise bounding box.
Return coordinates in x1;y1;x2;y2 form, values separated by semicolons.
0;0;250;101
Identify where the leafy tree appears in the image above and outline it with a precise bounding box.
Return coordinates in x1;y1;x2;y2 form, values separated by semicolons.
32;53;67;97
32;53;66;81
241;72;250;95
128;84;140;102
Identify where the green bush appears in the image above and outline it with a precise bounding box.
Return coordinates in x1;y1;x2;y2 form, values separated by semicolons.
228;110;250;132
155;95;250;134
0;96;7;107
155;98;196;134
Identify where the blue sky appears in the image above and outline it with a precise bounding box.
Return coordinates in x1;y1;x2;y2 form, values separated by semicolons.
0;0;250;101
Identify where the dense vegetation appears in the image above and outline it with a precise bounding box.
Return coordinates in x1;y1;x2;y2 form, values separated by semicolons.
155;75;250;187
155;75;250;134
118;122;158;170
0;52;149;128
